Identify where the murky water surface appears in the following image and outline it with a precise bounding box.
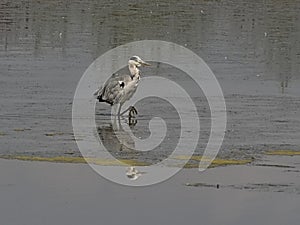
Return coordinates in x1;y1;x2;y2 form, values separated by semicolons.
0;0;300;162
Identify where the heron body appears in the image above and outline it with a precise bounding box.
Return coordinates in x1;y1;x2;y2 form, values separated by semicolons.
95;56;150;117
97;72;140;106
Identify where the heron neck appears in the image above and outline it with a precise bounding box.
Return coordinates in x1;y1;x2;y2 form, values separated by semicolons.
129;64;140;77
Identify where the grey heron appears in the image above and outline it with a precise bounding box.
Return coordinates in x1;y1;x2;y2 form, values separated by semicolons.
94;56;150;118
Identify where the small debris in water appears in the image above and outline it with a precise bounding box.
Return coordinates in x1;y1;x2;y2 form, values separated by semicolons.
186;182;299;194
14;128;31;132
45;132;65;136
255;163;295;168
185;182;221;189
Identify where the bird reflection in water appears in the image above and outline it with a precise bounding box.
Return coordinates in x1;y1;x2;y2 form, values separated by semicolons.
97;118;146;180
126;166;146;180
97;118;136;152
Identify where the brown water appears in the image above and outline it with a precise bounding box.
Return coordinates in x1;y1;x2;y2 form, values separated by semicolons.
0;0;300;160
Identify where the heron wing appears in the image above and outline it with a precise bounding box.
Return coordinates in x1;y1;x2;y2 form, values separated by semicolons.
95;74;131;105
94;73;119;96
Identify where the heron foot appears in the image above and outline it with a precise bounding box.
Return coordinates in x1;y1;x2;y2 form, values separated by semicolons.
128;106;138;118
128;117;137;127
126;106;137;126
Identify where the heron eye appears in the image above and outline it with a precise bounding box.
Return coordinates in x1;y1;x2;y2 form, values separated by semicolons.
119;81;125;88
130;56;138;61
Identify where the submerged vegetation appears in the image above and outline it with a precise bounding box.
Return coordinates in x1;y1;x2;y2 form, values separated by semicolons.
0;154;252;168
265;150;300;156
0;155;150;166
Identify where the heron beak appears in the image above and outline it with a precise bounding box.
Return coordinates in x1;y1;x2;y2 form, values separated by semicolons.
140;60;151;66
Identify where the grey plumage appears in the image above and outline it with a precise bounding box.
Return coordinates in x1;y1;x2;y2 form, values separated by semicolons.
95;72;139;105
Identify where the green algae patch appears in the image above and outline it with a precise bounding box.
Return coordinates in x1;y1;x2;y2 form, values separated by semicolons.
265;150;300;156
0;155;251;168
0;155;150;166
173;155;252;168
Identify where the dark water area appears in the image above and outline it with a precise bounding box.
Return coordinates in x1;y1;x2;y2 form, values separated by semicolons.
0;0;300;161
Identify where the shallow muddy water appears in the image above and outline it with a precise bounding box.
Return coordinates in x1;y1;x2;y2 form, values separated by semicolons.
0;0;300;162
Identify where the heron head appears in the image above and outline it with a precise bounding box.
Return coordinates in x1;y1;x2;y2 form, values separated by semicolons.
128;56;151;67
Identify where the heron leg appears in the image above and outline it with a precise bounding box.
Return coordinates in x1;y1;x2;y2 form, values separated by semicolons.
128;116;137;127
117;103;123;120
111;105;119;126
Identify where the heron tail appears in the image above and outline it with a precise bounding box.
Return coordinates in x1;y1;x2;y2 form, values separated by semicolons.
93;88;101;97
94;88;113;105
